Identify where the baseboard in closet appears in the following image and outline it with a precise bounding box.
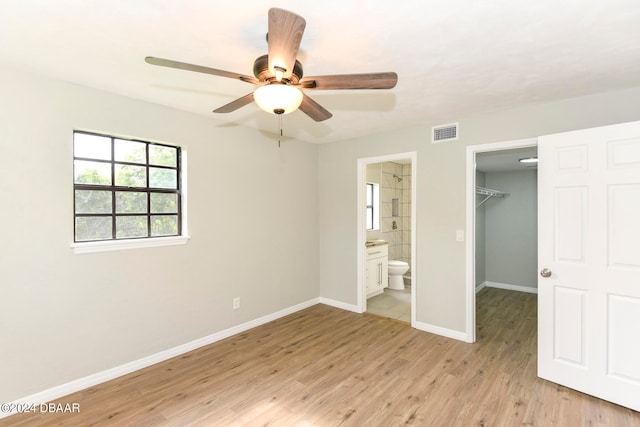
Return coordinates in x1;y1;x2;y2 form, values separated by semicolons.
477;281;537;294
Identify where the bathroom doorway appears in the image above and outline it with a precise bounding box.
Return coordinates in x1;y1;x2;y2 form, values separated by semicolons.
465;139;537;342
357;152;417;326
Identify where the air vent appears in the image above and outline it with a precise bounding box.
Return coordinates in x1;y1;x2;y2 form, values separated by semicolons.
432;122;459;143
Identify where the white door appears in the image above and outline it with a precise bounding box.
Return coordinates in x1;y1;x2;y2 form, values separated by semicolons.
538;120;640;411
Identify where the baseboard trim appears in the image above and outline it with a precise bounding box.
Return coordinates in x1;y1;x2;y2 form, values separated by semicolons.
475;281;487;293
319;297;361;313
414;320;472;343
1;297;321;419
484;281;538;294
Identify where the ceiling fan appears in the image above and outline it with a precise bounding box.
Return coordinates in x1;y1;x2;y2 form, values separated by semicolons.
145;7;398;122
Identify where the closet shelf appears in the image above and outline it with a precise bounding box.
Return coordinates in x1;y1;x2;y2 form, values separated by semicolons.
476;186;509;207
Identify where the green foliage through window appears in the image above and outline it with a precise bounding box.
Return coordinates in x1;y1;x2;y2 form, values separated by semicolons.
73;131;181;242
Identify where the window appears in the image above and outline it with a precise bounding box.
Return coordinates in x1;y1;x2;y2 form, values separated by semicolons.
366;182;380;230
73;131;182;243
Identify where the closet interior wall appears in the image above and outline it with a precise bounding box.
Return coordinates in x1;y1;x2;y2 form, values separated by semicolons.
476;170;538;292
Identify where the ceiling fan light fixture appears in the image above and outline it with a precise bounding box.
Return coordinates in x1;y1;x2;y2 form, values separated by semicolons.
254;83;303;115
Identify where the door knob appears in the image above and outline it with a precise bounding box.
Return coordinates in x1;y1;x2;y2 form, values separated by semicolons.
540;268;552;278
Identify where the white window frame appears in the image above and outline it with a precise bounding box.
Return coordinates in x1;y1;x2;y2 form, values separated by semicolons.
366;182;380;231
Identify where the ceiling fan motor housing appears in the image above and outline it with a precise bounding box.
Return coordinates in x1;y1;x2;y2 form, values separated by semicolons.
253;54;303;84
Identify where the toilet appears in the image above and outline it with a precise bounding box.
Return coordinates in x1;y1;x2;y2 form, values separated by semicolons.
388;260;409;290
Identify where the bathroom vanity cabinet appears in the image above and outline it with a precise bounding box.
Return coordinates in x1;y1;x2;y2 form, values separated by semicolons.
366;243;388;298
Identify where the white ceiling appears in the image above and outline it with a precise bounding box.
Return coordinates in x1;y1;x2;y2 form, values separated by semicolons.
2;1;640;144
476;147;538;173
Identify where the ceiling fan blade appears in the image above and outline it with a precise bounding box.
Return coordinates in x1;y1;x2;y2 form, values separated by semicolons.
145;57;258;84
213;92;255;113
299;72;398;90
267;8;306;79
298;94;332;122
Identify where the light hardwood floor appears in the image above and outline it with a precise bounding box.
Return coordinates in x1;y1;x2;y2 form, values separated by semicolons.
3;288;639;426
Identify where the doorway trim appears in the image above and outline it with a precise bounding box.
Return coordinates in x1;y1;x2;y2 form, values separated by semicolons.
357;151;417;326
465;138;537;342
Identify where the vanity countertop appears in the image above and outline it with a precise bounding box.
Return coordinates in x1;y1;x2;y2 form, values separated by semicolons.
365;240;388;247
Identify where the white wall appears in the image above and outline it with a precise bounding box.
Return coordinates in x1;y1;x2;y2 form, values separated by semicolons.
484;170;538;289
0;67;319;403
318;85;640;335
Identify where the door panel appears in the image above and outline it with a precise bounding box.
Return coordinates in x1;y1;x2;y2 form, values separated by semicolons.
608;294;640;384
553;286;586;366
553;187;587;263
609;185;640;268
608;137;640;168
538;120;640;411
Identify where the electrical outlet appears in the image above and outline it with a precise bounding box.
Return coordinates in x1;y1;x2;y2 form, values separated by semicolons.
233;297;240;310
456;230;464;242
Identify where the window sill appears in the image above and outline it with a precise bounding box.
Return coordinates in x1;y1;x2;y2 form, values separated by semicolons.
71;235;190;254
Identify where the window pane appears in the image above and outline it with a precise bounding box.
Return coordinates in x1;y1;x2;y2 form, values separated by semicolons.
73;131;182;244
74;133;111;160
116;216;148;239
151;215;178;236
150;193;178;213
366;183;372;205
115;164;146;187
116;191;147;213
75;190;112;214
75;216;112;241
149;167;177;189
366;207;373;230
149;145;177;167
115;139;146;164
74;160;112;185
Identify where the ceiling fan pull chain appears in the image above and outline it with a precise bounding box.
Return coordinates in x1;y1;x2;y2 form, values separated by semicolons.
278;113;283;148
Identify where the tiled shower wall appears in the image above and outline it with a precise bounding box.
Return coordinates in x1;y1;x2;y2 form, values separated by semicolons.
380;162;412;272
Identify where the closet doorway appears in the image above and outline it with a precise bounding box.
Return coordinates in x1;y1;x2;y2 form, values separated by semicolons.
465;139;537;342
